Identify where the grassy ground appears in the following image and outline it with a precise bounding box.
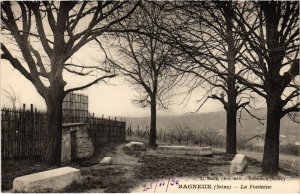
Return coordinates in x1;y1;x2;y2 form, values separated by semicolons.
64;166;136;193
1;142;121;192
2;142;299;192
135;154;230;180
1;158;56;191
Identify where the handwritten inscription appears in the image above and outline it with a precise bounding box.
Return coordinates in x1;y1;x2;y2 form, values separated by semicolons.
142;178;179;192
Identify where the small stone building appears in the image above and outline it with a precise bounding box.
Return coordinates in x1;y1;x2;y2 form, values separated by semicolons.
61;93;94;164
60;92;125;164
61;123;94;165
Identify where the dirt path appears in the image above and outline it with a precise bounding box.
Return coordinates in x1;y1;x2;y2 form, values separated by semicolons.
81;143;142;193
107;143;143;180
111;144;142;166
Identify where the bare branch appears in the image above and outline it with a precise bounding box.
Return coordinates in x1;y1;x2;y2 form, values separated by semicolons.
65;74;117;94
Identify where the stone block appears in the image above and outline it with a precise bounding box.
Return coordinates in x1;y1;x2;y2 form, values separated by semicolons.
61;133;71;165
185;146;212;156
157;145;213;156
99;157;112;165
157;145;186;155
13;167;81;192
123;142;146;151
230;154;247;174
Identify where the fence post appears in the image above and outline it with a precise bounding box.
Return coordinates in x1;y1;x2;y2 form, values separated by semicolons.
171;132;173;144
108;116;111;143
159;128;162;141
114;117;116;142
91;113;94;144
22;107;26;157
92;113;94;131
124;119;126;141
186;136;189;145
163;131;166;143
199;135;202;147
179;132;181;145
30;104;34;157
118;119;120;142
145;125;148;140
22;103;25;155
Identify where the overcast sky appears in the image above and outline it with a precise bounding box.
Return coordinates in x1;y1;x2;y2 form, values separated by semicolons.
1;46;224;118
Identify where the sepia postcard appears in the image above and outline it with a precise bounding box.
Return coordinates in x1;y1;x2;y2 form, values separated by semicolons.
1;1;299;193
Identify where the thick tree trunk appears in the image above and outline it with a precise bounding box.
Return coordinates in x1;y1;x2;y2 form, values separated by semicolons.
226;102;237;155
226;39;237;155
42;92;64;166
262;101;281;176
149;96;157;148
224;6;238;156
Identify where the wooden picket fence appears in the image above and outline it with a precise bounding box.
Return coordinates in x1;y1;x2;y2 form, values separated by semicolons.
88;115;126;146
1;106;45;158
1;108;126;159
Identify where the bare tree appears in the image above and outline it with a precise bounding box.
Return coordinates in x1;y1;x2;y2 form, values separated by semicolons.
1;2;139;165
231;1;299;175
201;129;223;147
107;3;182;147
1;86;20;109
173;123;191;145
156;2;260;155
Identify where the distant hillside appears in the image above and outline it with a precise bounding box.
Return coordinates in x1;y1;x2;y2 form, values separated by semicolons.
124;109;300;138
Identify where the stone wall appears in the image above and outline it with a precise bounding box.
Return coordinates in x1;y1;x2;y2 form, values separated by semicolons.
73;126;94;159
61;127;71;165
61;123;94;164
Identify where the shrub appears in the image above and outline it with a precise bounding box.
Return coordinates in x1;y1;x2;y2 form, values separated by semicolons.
280;143;300;156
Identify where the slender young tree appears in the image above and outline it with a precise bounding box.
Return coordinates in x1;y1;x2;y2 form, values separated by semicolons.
1;1;139;165
231;1;299;175
107;3;181;147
